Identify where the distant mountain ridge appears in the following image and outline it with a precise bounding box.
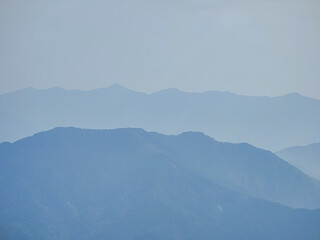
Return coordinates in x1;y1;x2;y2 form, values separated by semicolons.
2;127;320;209
1;84;319;151
276;142;320;180
0;127;319;239
2;84;314;98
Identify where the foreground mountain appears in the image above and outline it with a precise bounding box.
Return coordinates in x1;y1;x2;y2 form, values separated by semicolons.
1;85;319;151
0;128;320;240
276;142;320;180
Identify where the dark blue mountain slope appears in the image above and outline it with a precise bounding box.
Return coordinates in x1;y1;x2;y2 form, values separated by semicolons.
0;128;319;240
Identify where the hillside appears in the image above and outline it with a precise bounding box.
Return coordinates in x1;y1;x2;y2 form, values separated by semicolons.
277;142;320;180
0;85;319;151
0;128;320;239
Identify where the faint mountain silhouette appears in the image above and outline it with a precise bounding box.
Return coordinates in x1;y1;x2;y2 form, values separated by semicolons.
277;142;320;180
1;85;319;151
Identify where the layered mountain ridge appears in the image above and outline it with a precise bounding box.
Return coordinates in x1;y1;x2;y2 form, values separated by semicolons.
277;142;320;180
0;127;320;239
1;85;319;151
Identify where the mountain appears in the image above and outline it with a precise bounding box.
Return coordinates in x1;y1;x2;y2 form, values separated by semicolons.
0;85;319;151
276;142;320;180
1;128;320;240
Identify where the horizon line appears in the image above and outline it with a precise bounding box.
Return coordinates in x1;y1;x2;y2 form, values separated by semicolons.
1;83;318;100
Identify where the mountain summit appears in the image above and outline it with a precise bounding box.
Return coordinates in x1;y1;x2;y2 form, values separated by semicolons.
1;85;319;150
0;128;319;240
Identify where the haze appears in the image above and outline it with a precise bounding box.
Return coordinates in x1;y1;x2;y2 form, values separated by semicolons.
1;0;319;98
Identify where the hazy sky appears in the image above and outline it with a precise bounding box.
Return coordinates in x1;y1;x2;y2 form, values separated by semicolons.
1;0;319;98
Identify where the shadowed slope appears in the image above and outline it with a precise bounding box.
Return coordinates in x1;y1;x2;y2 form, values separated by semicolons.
0;128;319;240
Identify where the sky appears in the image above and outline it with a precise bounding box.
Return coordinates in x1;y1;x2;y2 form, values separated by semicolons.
0;0;319;98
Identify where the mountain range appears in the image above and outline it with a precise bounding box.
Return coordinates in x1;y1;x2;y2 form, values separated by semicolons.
0;127;319;239
276;142;320;180
1;84;319;151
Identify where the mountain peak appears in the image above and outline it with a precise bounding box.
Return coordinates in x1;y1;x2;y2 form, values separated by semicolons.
107;83;129;91
2;126;320;239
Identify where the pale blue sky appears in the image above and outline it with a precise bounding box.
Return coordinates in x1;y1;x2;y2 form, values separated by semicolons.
1;0;319;98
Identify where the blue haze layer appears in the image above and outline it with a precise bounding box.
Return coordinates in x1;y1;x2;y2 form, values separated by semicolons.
0;85;319;151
